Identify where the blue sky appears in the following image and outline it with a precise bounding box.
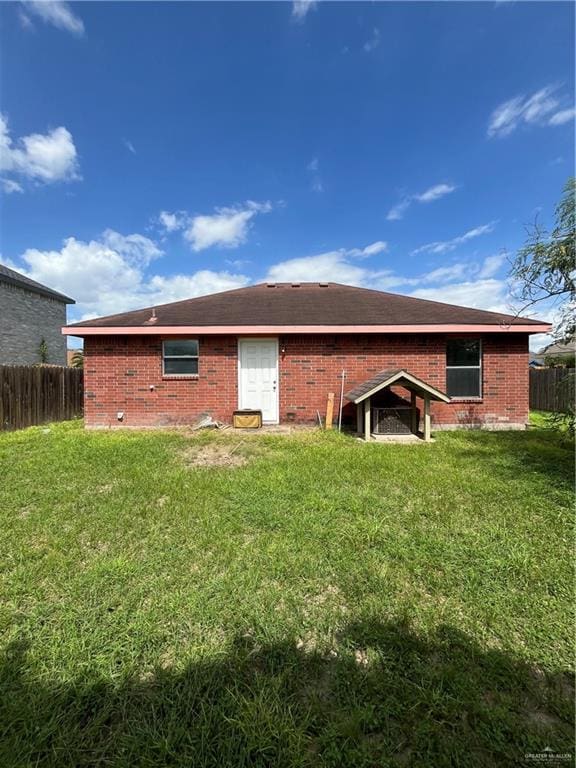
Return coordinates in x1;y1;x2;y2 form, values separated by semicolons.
0;0;574;349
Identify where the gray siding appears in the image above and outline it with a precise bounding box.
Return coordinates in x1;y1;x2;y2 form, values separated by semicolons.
0;282;68;365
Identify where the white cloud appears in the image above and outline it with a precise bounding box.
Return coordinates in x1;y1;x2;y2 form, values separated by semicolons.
386;198;412;222
414;183;457;203
363;27;381;53
292;0;316;22
123;139;136;154
488;85;574;138
311;177;324;193
144;271;250;307
266;250;376;286
412;222;496;255
306;157;323;193
264;242;391;286
22;1;84;35
226;258;252;269
529;332;553;353
411;279;509;315
158;210;186;233
420;263;468;284
19;236;147;312
526;305;565;352
14;230;249;320
548;107;575;127
389;254;504;289
1;178;23;194
408;258;524;319
387;182;457;221
18;9;33;28
157;201;274;249
184;200;272;252
354;241;387;257
488;87;556;137
19;127;78;181
478;253;506;279
100;229;162;265
0;114;79;189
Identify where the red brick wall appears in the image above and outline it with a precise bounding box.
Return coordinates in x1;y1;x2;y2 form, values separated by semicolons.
83;335;238;428
83;333;529;428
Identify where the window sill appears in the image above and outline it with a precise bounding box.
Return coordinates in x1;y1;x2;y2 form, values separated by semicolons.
449;397;483;403
162;375;199;380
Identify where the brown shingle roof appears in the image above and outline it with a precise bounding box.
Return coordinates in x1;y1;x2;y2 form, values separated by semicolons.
67;282;544;329
345;369;404;402
345;369;450;403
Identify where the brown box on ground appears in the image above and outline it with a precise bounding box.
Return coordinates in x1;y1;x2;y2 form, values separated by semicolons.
233;410;262;429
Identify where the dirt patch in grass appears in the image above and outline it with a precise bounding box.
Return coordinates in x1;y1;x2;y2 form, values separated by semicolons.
180;435;284;468
304;584;348;618
181;442;251;468
524;708;564;729
95;483;116;494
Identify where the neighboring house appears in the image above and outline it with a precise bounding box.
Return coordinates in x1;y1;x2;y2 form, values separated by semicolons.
0;264;75;366
531;339;576;367
63;283;550;436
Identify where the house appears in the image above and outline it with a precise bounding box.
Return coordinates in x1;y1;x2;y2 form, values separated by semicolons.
62;282;551;437
531;339;575;368
0;263;75;366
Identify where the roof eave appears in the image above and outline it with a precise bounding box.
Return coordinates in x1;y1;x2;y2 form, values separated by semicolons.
62;322;552;337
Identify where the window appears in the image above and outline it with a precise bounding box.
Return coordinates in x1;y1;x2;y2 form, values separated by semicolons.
446;339;482;398
162;340;199;375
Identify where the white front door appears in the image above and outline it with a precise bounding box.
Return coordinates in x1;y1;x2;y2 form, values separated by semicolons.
238;339;279;423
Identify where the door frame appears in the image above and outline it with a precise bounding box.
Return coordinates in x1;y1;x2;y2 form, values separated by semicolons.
237;337;279;424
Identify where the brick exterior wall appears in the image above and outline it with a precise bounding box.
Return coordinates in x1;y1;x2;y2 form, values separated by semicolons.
0;282;68;366
83;332;529;430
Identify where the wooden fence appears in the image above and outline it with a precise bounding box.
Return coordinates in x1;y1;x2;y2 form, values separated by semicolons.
529;368;575;413
0;366;83;431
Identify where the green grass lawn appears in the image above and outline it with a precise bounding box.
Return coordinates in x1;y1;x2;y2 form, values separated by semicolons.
0;419;573;767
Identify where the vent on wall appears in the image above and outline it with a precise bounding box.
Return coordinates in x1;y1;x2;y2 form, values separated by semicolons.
319;282;329;287
291;283;301;288
266;283;276;288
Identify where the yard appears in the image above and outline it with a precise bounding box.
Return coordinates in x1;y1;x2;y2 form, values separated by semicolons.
0;420;573;767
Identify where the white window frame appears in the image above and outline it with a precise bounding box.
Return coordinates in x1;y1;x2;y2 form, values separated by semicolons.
446;339;483;399
162;339;199;376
